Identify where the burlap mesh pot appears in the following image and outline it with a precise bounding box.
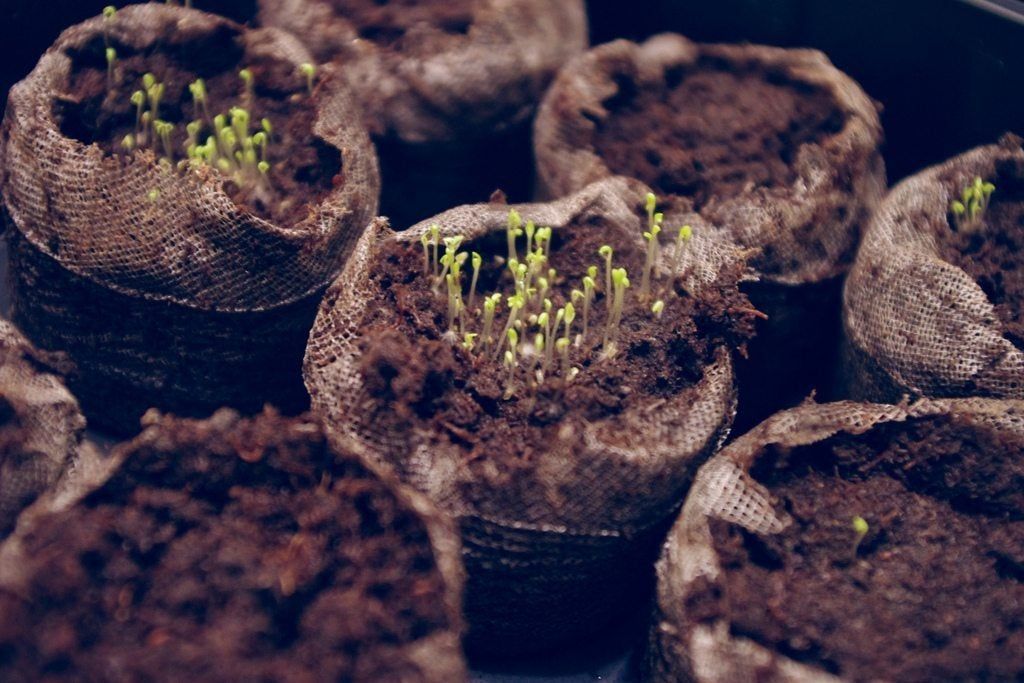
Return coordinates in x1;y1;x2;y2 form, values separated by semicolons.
0;318;92;539
535;34;886;429
844;135;1024;401
647;396;1024;682
0;4;380;434
0;408;466;682
303;176;752;653
258;0;587;227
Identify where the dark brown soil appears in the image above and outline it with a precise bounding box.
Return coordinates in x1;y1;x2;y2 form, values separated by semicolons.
695;416;1024;681
940;156;1024;351
592;56;846;210
326;0;478;54
0;410;453;681
57;25;343;227
354;199;758;491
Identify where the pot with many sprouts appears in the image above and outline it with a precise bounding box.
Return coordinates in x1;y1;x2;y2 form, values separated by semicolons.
0;4;380;433
304;176;760;653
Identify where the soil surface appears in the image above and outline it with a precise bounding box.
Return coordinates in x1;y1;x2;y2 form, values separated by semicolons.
326;0;478;55
693;416;1024;681
57;26;343;227
0;410;453;681
592;56;846;210
940;156;1024;351
355;200;758;490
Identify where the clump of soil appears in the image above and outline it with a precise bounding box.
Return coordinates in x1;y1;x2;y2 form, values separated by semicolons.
57;27;343;227
592;56;846;210
326;0;478;53
355;201;758;487
0;409;454;681
939;156;1024;351
695;416;1024;681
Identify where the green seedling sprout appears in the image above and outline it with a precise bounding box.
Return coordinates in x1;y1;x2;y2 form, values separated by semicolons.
153;119;175;160
598;245;614;311
299;62;316;95
851;515;869;559
429;225;441;278
504;328;520;397
603;267;630;356
239;68;254;103
462;333;477;351
640;192;663;300
674;224;693;278
437;235;464;287
189;79;210;123
469;252;482;309
651;300;665;318
131;90;145;136
419;233;431;276
106;48;117;88
102;6;116;50
481;292;501;351
495;293;524;359
507;209;523;262
121;134;135;151
951;176;996;234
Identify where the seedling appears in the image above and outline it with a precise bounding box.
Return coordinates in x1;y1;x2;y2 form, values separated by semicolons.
674;225;693;277
598;245;614;311
651;300;665;318
106;48;117;88
851;515;869;559
640;192;663;300
507;209;523;262
189;79;210;123
102;6;116;51
603;267;631;357
239;68;254;104
951;176;995;234
299;63;316;95
469;252;482;309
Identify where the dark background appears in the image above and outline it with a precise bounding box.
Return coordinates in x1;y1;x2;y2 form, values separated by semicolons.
3;0;1023;182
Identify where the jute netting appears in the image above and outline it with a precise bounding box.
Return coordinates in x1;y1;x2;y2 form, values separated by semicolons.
258;0;588;144
0;4;379;311
534;34;886;287
0;409;467;682
647;397;1024;683
304;176;751;651
844;135;1024;401
0;318;90;539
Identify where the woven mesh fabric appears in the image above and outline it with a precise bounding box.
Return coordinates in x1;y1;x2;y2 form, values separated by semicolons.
0;409;467;682
0;5;380;432
647;397;1024;683
257;0;588;144
844;135;1024;401
534;33;886;288
0;318;88;539
303;176;751;652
